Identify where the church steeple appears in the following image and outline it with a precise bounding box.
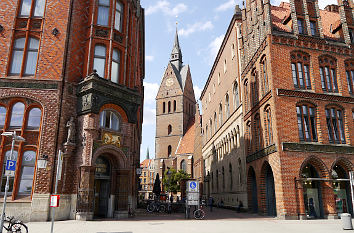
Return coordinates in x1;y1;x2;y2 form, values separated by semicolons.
170;29;183;71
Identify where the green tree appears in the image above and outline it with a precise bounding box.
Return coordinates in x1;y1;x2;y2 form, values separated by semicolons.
163;169;190;192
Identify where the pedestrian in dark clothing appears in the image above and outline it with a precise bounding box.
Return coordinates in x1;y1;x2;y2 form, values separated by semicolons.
208;196;214;212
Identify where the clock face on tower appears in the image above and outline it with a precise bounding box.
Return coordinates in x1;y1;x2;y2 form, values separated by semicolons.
165;78;174;87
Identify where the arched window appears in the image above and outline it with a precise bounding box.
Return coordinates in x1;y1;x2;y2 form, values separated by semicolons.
97;0;110;26
254;114;262;151
238;158;242;185
264;106;273;146
10;37;39;76
19;0;45;17
100;109;120;131
345;60;354;94
168;125;172;135
0;106;6;128
173;100;176;112
244;80;249;111
225;94;230;119
233;82;239;110
291;51;311;89
319;56;338;93
210;119;213;136
205;125;208;142
168;101;171;113
114;1;123;31
246;121;251;154
251;70;258;106
224;59;227;73
236;125;240;148
163;102;166;113
219;103;223;126
296;103;317;142
229;163;233;190
326;106;345;144
181;160;186;172
9;102;25;129
111;48;121;83
168;145;172;157
27;108;42;130
1;150;19;193
214;112;217;132
18;150;36;194
93;44;106;78
261;57;269;94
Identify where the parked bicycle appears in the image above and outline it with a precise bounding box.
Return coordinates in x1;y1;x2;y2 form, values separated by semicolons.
147;200;166;213
3;215;28;233
193;204;205;220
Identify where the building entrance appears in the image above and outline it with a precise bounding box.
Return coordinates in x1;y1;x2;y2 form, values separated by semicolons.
265;165;276;216
94;156;111;218
332;165;353;216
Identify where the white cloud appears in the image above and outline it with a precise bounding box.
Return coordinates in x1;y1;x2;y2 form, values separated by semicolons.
216;0;236;12
146;1;188;16
146;55;154;62
270;0;337;9
194;86;202;100
208;34;225;62
178;21;214;37
143;81;159;105
143;107;156;126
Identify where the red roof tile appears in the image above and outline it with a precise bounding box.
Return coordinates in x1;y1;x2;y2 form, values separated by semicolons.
140;159;152;168
176;118;195;155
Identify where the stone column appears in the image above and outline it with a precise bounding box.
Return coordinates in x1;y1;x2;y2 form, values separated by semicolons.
297;181;307;220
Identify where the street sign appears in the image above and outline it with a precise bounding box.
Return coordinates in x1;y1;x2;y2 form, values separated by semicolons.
50;195;60;207
5;160;16;171
187;181;199;192
187;192;199;205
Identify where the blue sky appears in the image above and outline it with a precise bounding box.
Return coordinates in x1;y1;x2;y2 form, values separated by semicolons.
139;0;337;161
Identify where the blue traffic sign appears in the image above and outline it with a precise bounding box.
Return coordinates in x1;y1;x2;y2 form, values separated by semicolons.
6;160;16;171
190;181;197;189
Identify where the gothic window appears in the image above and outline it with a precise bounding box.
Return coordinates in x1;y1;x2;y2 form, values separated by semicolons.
114;1;123;31
181;160;186;172
9;102;25;129
298;19;305;34
291;51;311;89
264;106;273;146
244;80;249;112
173;100;176;112
111;48;121;83
261;57;269;94
18;150;36;194
27;108;41;130
93;44;106;78
168;145;172;157
251;70;258;106
246;121;251;154
163;102;166;113
100;109;120;131
310;21;317;36
214;112;217;132
225;94;230;119
168;101;171;113
233;82;239;110
205;125;208;142
10;37;39;76
326;106;346;144
254;114;262;151
224;59;227;73
168;125;172;135
210;119;213;136
319;56;338;93
219;103;223;126
0;107;6;128
296;104;317;142
345;60;354;94
19;0;45;17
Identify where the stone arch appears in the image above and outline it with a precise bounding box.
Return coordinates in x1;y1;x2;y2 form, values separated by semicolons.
247;166;258;213
260;161;277;216
331;157;354;175
92;145;127;169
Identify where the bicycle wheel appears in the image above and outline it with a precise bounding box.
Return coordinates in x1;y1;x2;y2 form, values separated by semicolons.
10;222;28;233
147;203;155;213
194;209;205;220
158;204;166;213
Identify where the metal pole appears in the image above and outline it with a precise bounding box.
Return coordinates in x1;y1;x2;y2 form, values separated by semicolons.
0;133;15;233
349;171;354;215
50;150;62;233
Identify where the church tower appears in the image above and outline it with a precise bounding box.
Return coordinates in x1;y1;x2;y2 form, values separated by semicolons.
155;30;196;162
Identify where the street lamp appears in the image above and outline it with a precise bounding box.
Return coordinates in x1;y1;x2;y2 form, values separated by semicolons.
0;131;25;233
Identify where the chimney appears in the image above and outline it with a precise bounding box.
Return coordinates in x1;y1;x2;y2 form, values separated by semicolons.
324;4;339;12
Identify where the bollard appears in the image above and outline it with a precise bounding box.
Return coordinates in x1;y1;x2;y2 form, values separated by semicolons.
341;213;353;230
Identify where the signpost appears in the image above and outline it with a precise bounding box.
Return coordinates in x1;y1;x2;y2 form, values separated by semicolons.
50;150;63;233
186;180;200;219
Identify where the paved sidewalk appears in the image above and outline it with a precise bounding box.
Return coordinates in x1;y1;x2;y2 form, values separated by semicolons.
27;208;348;233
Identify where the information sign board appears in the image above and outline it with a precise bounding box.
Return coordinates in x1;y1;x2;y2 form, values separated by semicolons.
50;195;60;207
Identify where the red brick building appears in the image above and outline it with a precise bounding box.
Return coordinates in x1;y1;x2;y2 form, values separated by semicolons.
0;0;144;221
240;0;353;219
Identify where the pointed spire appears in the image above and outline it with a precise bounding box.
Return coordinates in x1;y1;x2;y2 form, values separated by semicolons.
146;147;150;160
170;26;183;71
